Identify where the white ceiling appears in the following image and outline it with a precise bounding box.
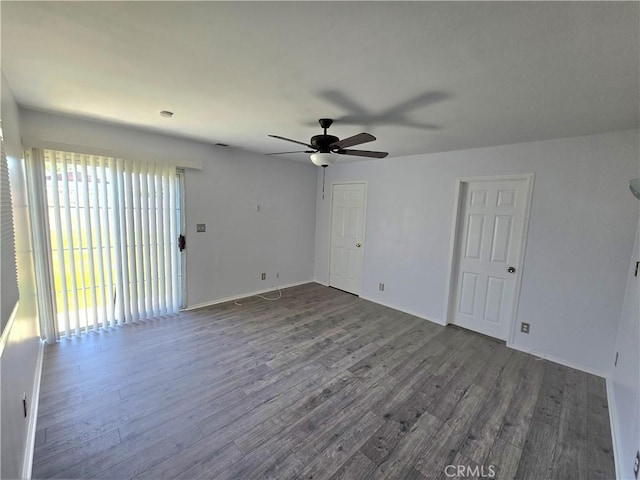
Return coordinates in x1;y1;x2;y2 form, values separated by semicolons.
2;1;638;162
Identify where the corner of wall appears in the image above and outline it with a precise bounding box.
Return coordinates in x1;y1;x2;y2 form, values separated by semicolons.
21;339;44;480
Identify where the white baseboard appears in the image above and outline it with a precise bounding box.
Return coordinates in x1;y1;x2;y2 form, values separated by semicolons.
22;339;44;480
358;295;445;326
184;280;314;311
506;341;607;378
604;375;623;480
312;279;329;287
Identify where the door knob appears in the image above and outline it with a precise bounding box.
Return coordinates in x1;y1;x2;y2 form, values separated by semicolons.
356;243;361;248
507;266;516;273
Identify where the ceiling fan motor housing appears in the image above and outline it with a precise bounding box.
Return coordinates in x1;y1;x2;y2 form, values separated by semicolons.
311;134;339;152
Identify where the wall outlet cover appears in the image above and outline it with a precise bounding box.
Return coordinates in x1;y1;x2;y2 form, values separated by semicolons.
520;322;530;334
196;224;206;233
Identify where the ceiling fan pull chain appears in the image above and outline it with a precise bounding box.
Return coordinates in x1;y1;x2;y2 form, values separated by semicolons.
322;167;326;200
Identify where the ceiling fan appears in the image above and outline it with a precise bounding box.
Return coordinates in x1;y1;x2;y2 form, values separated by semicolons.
267;118;388;167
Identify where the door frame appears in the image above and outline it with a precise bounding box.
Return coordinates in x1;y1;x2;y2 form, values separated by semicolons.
176;168;187;309
443;173;535;344
328;181;368;295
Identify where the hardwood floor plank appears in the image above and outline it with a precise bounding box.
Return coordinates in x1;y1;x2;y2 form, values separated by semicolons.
197;384;304;437
133;436;240;479
369;412;443;480
485;438;523;480
497;356;545;448
232;370;356;453
329;451;377;480
514;420;558;480
425;339;495;422
386;327;467;382
531;362;568;429
415;384;488;476
550;369;589;480
586;375;616;480
88;424;202;479
50;416;204;479
297;411;383;479
470;341;515;391
32;429;121;479
212;438;302;480
31;283;616;479
373;336;477;432
116;377;248;442
170;442;244;480
361;419;410;466
459;351;529;464
370;332;472;419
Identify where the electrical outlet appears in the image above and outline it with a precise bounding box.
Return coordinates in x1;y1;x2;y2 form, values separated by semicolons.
634;450;639;479
520;322;530;334
196;224;206;233
261;273;266;280
379;283;384;291
22;393;27;418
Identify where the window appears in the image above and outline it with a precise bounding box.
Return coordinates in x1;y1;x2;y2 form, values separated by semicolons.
35;149;181;336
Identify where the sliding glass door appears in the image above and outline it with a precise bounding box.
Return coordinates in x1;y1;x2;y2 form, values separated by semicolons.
40;149;182;337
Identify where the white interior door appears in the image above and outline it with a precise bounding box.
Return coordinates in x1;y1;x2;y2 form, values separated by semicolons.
452;178;530;340
330;183;366;295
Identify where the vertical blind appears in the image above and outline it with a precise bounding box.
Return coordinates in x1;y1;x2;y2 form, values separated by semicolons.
40;149;180;337
0;137;19;333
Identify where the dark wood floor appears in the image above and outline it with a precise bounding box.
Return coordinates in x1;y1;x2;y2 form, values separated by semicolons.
32;283;615;480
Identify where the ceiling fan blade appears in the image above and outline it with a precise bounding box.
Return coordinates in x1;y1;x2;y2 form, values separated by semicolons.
268;135;313;148
337;149;388;159
330;132;376;149
266;150;314;155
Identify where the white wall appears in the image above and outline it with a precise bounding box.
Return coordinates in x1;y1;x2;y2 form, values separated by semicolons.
21;109;207;169
19;108;318;310
1;74;41;480
314;130;639;375
609;219;640;479
184;148;316;307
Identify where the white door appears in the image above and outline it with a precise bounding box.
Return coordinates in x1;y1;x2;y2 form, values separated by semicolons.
329;183;366;295
452;178;530;340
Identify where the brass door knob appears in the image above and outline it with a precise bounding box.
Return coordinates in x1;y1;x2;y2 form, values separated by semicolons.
356;243;361;248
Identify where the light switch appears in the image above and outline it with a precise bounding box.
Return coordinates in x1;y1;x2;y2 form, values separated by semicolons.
196;224;206;233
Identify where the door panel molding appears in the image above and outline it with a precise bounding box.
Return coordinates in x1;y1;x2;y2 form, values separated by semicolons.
328;181;368;295
444;174;534;344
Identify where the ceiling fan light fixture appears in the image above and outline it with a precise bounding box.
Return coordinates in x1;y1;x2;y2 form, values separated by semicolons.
310;152;335;167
